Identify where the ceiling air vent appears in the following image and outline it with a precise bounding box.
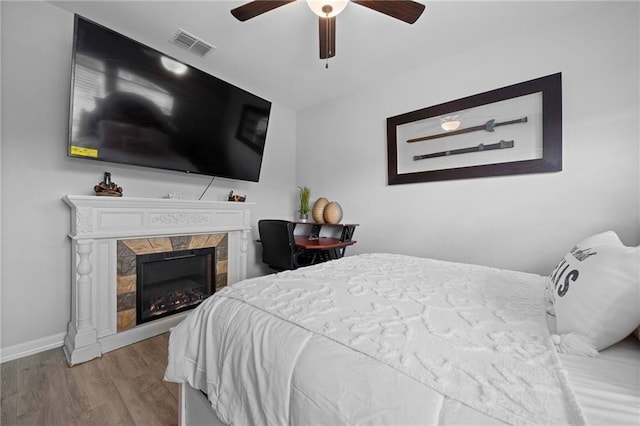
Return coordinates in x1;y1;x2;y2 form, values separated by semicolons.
172;29;215;57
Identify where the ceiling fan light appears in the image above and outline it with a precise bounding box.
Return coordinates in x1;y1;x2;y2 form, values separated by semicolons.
441;116;461;131
441;120;460;131
160;56;188;75
306;0;348;17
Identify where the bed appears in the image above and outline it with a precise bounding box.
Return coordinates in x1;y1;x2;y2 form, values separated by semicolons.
165;234;640;426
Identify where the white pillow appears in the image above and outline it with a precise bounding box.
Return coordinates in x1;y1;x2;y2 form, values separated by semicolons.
545;231;640;351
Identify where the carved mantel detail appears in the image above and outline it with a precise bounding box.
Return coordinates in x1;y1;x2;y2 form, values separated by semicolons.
75;208;94;234
150;213;209;225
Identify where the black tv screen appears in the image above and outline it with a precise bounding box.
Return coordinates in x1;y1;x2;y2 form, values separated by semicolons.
68;15;271;182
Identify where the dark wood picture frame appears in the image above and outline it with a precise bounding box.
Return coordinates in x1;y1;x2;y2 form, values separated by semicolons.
236;105;270;153
386;73;562;185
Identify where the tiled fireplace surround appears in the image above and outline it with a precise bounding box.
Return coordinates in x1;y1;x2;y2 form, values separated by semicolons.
116;233;229;331
63;195;253;365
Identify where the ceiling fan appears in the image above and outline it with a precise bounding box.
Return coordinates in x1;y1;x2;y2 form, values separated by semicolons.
230;0;426;66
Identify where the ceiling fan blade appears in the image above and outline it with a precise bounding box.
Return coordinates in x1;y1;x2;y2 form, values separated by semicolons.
230;0;296;22
352;0;425;24
319;16;336;59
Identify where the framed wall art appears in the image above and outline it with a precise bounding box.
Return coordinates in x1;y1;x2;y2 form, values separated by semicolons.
386;73;562;185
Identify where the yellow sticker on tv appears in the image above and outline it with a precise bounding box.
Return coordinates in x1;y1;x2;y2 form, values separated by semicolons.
70;146;98;158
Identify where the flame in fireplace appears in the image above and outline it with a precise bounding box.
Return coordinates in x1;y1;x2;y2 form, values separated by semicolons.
148;288;207;316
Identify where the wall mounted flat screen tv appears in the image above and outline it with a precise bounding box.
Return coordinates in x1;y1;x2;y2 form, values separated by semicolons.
68;15;271;182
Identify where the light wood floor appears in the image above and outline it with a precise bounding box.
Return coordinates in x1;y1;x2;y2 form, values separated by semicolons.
1;333;178;425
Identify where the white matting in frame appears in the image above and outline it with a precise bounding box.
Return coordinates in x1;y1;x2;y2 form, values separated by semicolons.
396;93;543;174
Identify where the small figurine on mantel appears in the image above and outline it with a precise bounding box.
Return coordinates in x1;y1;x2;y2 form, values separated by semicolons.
228;190;246;202
94;172;123;197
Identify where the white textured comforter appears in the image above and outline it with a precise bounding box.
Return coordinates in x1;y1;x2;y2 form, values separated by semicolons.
165;253;586;425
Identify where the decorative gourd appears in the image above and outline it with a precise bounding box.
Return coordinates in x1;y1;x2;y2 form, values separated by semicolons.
323;201;343;224
312;197;329;223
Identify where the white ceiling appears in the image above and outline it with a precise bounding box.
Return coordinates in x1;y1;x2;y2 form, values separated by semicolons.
51;0;588;111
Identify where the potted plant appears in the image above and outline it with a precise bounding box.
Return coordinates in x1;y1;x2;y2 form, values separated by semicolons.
298;186;311;222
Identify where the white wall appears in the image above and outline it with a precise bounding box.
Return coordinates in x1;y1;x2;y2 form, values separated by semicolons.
2;1;638;360
297;2;639;275
0;1;297;354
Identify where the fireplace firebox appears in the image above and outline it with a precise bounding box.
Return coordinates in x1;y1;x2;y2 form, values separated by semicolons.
136;247;216;324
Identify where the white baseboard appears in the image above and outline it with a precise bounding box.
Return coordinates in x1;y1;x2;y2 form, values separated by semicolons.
1;312;189;364
0;332;66;363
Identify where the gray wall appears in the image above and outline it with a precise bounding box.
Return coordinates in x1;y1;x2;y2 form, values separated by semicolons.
296;2;639;275
0;1;298;355
1;1;638;359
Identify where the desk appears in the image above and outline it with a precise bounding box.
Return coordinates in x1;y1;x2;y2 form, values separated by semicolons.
294;236;357;262
294;236;356;249
293;222;358;261
294;222;358;242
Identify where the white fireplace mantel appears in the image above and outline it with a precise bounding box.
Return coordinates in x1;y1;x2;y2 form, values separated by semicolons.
62;195;254;365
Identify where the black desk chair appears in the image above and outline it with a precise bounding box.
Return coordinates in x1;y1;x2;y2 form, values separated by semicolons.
258;220;314;271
